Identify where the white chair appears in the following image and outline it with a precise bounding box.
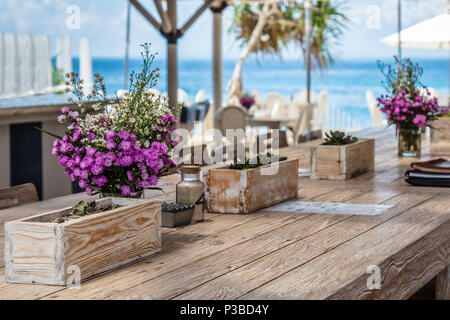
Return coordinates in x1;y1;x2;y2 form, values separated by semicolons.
366;90;384;127
251;90;262;106
295;89;316;105
178;88;192;106
195;89;206;103
116;89;129;98
266;93;287;118
310;91;328;131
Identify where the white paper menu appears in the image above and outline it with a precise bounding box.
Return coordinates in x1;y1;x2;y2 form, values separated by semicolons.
266;201;393;216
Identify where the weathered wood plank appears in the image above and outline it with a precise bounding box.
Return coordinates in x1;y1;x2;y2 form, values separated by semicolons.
39;187;349;300
240;193;449;300
435;266;450;300
5;199;162;286
109;190;402;300
174;191;430;300
328;221;449;299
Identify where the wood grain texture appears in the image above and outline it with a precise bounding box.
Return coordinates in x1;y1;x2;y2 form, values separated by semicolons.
240;193;449;300
115;191;401;300
0;183;38;209
0;126;449;300
41;187;339;300
207;158;298;214
5;198;161;286
175;192;429;300
311;139;375;180
435;266;450;300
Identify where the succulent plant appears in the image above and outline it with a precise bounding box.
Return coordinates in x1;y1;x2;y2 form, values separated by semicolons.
322;131;358;146
68;201;97;219
230;153;288;170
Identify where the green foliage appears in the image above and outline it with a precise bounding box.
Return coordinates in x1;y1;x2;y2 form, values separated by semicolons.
229;153;288;170
378;56;423;97
230;1;348;69
69;200;97;219
322;131;358;145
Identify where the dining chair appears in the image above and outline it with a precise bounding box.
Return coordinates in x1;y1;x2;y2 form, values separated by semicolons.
215;105;250;136
178;88;192;107
0;183;39;210
195;89;206;103
310;91;329;131
266;93;287;117
366;90;384;127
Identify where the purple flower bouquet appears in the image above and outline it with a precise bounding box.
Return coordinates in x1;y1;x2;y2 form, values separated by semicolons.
48;44;178;197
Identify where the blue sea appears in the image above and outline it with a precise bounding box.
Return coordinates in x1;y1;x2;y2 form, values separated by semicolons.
74;57;449;129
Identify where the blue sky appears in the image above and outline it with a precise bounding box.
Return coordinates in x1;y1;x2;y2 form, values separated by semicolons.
1;0;448;60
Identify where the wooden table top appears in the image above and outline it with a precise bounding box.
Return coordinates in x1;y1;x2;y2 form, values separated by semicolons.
0;126;449;300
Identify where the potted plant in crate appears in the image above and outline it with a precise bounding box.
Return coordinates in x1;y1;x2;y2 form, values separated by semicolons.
5;44;179;286
207;153;298;214
377;57;446;157
310;131;375;180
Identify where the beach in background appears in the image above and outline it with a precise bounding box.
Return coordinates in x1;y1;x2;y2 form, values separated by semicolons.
73;57;449;129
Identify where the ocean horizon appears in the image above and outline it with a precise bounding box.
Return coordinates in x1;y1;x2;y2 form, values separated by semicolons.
73;57;449;129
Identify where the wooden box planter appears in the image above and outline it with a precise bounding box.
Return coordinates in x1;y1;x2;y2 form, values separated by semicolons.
431;117;450;142
5;198;161;286
206;158;298;214
310;139;375;180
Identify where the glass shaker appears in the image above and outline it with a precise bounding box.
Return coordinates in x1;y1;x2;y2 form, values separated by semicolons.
176;166;205;222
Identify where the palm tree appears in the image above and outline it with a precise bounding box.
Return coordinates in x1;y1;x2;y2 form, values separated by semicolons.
227;0;348;104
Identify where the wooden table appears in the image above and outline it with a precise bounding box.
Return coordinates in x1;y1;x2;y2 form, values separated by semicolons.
249;117;298;130
0;127;449;300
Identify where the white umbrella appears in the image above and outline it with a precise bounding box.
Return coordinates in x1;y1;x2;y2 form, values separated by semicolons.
381;6;450;50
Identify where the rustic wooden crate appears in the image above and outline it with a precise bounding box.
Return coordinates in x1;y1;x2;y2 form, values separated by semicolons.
431;117;450;142
206;158;298;214
5;197;161;286
310;139;375;180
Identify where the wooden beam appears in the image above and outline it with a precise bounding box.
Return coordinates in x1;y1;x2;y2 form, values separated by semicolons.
180;0;215;35
154;0;172;34
130;0;162;33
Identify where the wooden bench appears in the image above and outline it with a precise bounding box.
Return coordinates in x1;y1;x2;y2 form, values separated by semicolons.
0;183;38;210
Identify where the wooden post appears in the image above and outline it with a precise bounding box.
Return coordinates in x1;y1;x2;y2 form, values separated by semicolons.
436;266;449;300
167;0;178;113
212;9;223;114
211;1;227;119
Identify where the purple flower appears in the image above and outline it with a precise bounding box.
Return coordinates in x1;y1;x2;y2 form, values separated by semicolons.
91;163;104;175
121;155;133;166
93;176;107;187
57;115;67;124
127;170;134;182
106;130;116;140
71;129;82;142
118;130;130;140
79;180;87;189
106;140;116;150
119;140;132;151
149;175;158;186
86;187;93;195
80;170;89;179
61;107;70;113
87;147;97;157
121;185;131;196
59;156;69;166
413;114;427;127
60;142;73;153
